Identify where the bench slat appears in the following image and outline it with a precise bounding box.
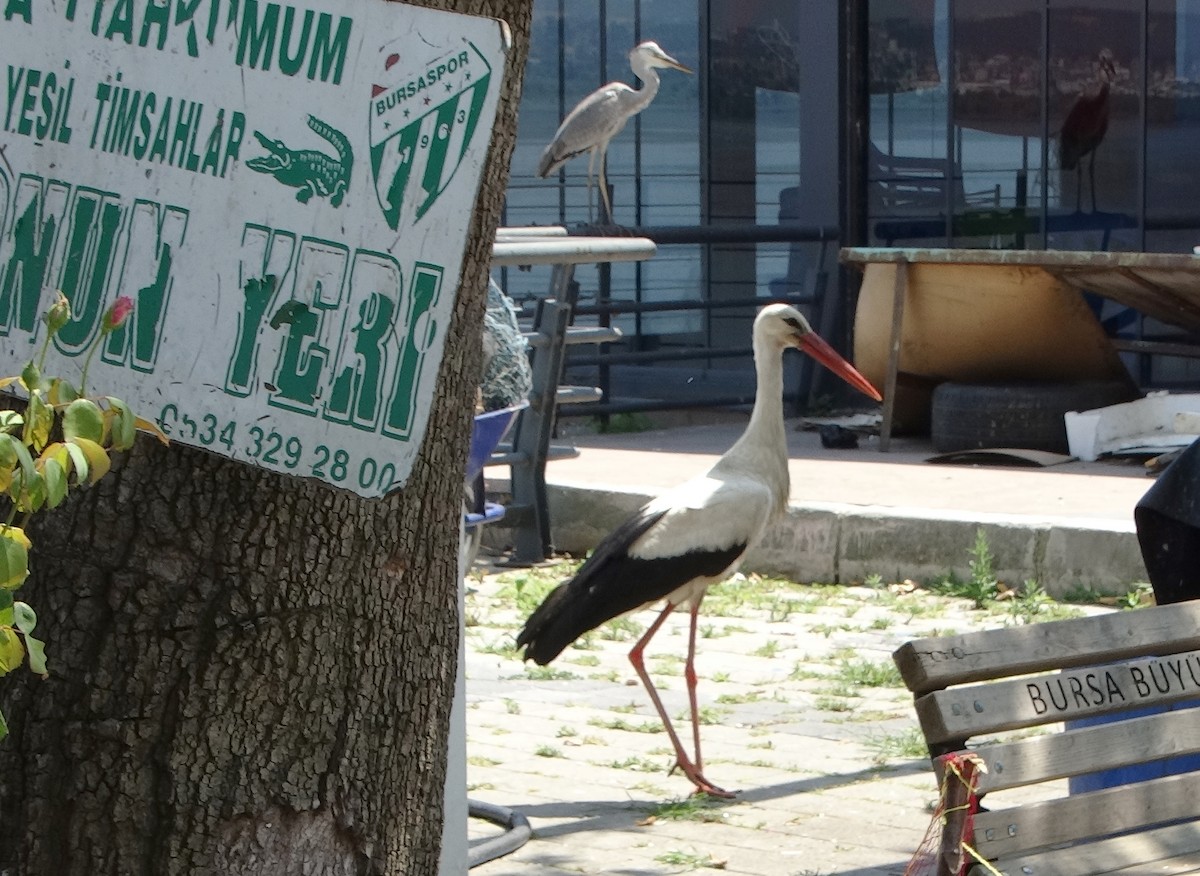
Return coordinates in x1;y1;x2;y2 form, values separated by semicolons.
961;706;1200;793
967;819;1200;876
914;650;1200;745
894;602;1200;696
971;770;1200;859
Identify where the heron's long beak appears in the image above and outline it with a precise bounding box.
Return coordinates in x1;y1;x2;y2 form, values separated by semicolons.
666;56;693;74
797;333;883;402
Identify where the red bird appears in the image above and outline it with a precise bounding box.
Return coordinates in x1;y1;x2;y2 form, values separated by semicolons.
516;304;882;798
1058;49;1116;213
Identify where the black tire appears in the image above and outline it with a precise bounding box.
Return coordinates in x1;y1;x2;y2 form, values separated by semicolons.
931;380;1138;454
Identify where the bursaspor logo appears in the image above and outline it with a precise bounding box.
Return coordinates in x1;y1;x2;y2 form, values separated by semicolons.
369;41;492;230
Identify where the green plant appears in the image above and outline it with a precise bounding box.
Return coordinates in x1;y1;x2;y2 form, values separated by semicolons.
519;665;580;681
1119;581;1155;609
595;412;654;434
604;755;664;773
835;658;903;688
814;696;855;713
0;293;164;742
752;639;782;658
867;727;929;763
641;795;727;823
929;528;1001;608
654;849;722;869
675;705;728;726
495;567;564;614
599;616;643;641
588;716;663;733
965;527;1000;608
1004;579;1083;624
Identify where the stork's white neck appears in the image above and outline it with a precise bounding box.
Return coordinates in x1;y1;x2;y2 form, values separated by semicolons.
718;332;790;510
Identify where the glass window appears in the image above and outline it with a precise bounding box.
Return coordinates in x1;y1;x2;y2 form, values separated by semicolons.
952;1;1043;249
1046;1;1142;252
1146;0;1200;251
867;0;952;246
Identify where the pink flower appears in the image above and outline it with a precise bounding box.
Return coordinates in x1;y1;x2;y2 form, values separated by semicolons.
102;296;134;333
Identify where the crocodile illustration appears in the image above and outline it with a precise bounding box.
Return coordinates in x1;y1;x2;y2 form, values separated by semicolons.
247;115;352;207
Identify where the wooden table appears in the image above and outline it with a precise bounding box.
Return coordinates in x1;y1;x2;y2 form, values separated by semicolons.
841;247;1200;450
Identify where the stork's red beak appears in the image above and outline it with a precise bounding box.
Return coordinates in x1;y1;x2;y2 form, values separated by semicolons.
798;333;883;402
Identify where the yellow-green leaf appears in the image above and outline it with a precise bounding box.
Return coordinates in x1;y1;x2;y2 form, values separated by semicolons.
0;529;29;590
135;416;171;446
68;437;110;483
12;602;35;635
20;360;41;393
0;433;35;483
24;633;47;676
63;398;104;444
0;628;24;673
0;376;17;391
0;410;23;433
106;397;135;450
39;441;69;467
12;469;45;513
49;378;79;406
41;457;67;507
64;441;89;483
25;393;53;452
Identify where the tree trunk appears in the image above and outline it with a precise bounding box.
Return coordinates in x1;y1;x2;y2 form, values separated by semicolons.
0;1;532;872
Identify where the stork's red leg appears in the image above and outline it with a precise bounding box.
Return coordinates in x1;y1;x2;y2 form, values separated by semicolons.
628;604;733;798
685;602;705;773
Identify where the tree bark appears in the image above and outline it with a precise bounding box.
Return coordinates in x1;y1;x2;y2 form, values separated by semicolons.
0;1;532;873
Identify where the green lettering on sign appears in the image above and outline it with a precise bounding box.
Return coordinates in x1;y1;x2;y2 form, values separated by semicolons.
55;190;124;353
383;263;442;440
0;176;68;337
325;251;401;430
99;200;188;372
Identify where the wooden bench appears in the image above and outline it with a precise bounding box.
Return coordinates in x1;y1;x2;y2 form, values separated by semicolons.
892;601;1200;876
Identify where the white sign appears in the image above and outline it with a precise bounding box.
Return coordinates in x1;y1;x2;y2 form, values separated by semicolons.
0;0;508;497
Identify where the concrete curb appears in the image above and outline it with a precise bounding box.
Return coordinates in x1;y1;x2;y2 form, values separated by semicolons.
493;483;1148;596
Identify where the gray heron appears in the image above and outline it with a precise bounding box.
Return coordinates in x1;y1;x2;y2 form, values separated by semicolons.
516;304;883;797
537;40;692;223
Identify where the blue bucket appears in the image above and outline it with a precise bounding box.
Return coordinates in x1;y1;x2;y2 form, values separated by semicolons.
466;402;527;482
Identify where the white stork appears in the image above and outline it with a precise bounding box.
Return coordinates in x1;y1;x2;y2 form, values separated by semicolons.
517;304;883;797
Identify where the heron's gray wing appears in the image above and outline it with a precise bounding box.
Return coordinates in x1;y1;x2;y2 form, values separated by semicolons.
537;83;634;177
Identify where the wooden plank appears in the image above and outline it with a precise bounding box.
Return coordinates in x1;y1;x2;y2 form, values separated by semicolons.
916;649;1200;744
892;602;1200;695
966;820;1200;876
840;247;1200;271
839;247;1200;335
1104;852;1200;875
878;258;907;453
971;771;1200;859
957;707;1200;793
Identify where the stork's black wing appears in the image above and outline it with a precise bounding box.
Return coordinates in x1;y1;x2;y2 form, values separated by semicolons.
516;503;745;665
